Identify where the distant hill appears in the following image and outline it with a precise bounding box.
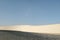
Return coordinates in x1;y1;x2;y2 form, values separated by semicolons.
0;30;60;40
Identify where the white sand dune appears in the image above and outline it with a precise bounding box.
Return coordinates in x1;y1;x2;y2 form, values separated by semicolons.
0;24;60;35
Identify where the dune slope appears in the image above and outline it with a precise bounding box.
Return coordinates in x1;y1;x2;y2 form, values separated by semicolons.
0;30;60;40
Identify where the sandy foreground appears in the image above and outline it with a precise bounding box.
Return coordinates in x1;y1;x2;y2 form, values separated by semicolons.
0;24;60;35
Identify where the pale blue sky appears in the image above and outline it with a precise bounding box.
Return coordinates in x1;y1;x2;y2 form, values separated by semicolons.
0;0;60;25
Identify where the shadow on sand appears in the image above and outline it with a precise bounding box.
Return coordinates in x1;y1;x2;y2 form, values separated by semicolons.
0;30;60;40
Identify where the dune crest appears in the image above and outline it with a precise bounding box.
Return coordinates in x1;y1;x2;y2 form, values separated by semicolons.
0;24;60;35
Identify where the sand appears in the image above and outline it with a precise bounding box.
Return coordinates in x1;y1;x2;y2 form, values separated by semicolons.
0;24;60;35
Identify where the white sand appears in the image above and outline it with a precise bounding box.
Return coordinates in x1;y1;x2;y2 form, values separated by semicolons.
0;24;60;35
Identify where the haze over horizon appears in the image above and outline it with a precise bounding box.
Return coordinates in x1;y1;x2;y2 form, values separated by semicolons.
0;0;60;25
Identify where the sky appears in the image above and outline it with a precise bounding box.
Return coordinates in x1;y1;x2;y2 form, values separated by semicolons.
0;0;60;25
